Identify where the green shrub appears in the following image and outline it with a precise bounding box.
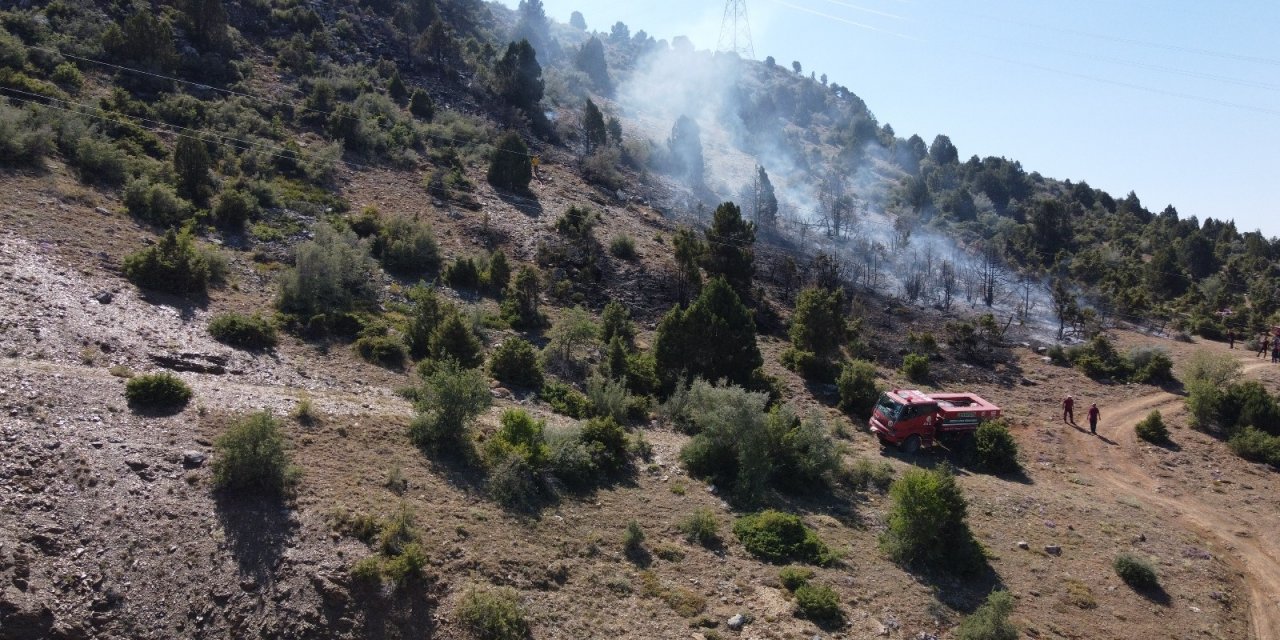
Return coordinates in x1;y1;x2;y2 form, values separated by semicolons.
841;458;895;491
623;520;645;553
69;136;129;186
836;359;880;414
429;313;484;369
208;312;277;350
213;189;259;229
489;337;544;388
780;347;838;382
457;585;529;640
487;131;533;191
880;466;983;574
486;250;511;294
382;542;427;586
789;286;845;355
409;360;491;453
609;234;637;259
278;225;379;317
443;256;482;289
123;227;221;296
778;566;813;591
349;556;382;585
955;590;1018;640
973;420;1020;473
487;455;542;510
679;508;721;547
124;178;193;228
1113;553;1159;590
733;510;833;565
546;428;596;489
580;416;629;476
125;372;193;410
0;103;54;166
678;381;773;506
1135;410;1170;444
793;583;841;624
356;334;409;369
586;373;630;423
1128;346;1174;385
1228;427;1280;466
901;353;929;383
1068;335;1130;380
501;266;546;329
380;217;440;277
51;62;84;90
212;412;296;495
484;409;549;468
907;331;938;354
541;380;590;418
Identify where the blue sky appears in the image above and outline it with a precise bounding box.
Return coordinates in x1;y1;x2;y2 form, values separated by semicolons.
501;0;1280;237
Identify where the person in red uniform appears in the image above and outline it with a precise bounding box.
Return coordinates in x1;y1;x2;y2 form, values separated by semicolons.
1087;403;1100;435
1062;395;1074;423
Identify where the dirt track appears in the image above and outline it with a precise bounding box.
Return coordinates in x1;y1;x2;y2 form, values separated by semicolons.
1066;359;1280;640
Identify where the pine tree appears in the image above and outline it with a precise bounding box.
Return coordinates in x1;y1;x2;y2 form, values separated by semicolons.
702;202;755;300
494;40;544;112
388;70;409;104
409;89;435;120
173;137;213;206
487;131;532;190
406;285;448;360
502;266;545;329
667;115;703;185
430;313;484;369
575;37;611;93
654;277;762;390
672;226;705;304
582;99;607;152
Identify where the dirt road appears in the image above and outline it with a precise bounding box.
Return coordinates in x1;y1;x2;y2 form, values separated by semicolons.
1066;360;1280;640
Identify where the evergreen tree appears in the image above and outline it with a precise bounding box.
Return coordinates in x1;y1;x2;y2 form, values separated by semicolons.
488;131;532;190
502;266;545;329
672;226;705;304
928;134;959;165
750;166;778;233
606;117;623;146
415;20;460;70
102;11;176;73
513;0;551;58
569;10;587;30
409;89;435;120
494;40;544;112
790;286;844;355
667;115;703;185
702;202;756;300
600;300;634;346
654;277;762;390
575;37;611;93
173;137;213;206
179;0;231;53
388;70;409;104
582;99;607;152
430;313;485;369
406;285;448;360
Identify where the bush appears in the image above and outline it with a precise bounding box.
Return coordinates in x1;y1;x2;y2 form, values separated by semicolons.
489;337;544;389
586;373;630;423
955;590;1018;640
609;234;637;259
880;466;983;574
382;542;427;586
484;409;549;467
580;416;629;476
733;510;833;565
125;372;193;410
380;217;440;277
778;566;813;591
212;412;296;495
429;313;484;369
546;428;596;489
1228;427;1280;466
972;420;1020;473
541;380;590;418
780;347;838;382
900;353;929;383
487;131;532;191
679;508;721;547
767;408;839;492
793;583;841;624
457;585;529;640
487;455;542;510
123;227;221;296
840;458;895;491
443;256;482;289
278;225;379;317
837;360;880;414
1134;410;1169;444
623;520;645;553
356;333;409;369
409;361;491;453
350;557;382;585
0;103;54;167
208;313;277;350
1113;553;1159;590
1128;346;1174;385
213;189;259;229
678;381;773;505
124;178;193;228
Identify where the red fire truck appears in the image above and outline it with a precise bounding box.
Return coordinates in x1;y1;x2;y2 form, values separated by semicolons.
868;389;1002;453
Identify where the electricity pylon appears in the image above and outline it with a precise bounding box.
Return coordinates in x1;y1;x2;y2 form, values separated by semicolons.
718;0;755;59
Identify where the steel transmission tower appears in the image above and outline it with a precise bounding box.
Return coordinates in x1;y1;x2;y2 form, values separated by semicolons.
717;0;755;59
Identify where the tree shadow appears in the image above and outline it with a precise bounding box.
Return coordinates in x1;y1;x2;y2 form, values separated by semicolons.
138;289;208;322
1129;583;1173;606
496;189;542;217
214;493;295;583
349;580;439;639
625;545;653;568
913;559;1006;614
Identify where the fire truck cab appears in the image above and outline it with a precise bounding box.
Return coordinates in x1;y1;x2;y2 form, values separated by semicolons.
868;389;1002;453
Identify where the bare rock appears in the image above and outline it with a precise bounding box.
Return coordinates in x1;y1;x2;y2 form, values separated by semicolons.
1045;544;1062;556
727;613;746;630
1016;540;1029;550
182;451;207;468
0;586;55;639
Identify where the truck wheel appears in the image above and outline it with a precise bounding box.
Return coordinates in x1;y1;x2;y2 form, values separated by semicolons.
901;435;921;454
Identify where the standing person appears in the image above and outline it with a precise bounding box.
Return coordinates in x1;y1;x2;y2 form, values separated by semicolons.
1271;340;1278;364
1087;403;1100;435
1228;328;1235;349
1259;335;1270;359
1062;395;1075;423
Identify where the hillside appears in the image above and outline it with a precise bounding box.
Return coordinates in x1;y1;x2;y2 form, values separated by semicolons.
2;1;1280;640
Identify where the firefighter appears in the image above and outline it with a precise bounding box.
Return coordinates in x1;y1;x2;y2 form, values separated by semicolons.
1258;335;1270;359
1272;339;1278;364
1062;394;1075;424
1087;403;1100;435
1227;328;1235;349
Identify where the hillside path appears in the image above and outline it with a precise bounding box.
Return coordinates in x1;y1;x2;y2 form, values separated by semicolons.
1064;359;1280;640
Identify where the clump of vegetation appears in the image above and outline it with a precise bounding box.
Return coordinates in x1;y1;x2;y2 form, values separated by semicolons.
623;520;645;554
457;585;529;640
778;566;814;591
972;420;1020;473
1134;410;1170;444
793;583;842;625
955;590;1018;640
836;360;880;415
1061;336;1174;385
880;466;984;574
501;266;546;329
609;234;637;259
123;227;223;296
840;458;895;491
379;216;440;277
654;278;762;391
212;412;298;496
277;224;379;318
733;510;833;565
487;131;532;191
356;330;409;369
679;508;721;547
208;312;277;350
125;372;192;410
1113;553;1159;590
409;360;491;454
488;336;544;389
443;255;483;289
124;178;192;227
900;353;929;383
1229;427;1280;466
